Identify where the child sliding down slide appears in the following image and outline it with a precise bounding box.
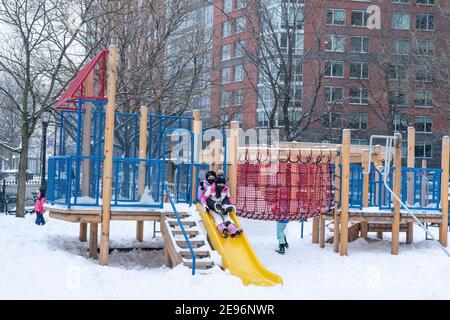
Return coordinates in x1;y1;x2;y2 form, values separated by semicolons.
201;176;243;238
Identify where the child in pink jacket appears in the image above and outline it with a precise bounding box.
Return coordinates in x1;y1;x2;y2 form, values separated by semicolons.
34;187;46;226
201;176;242;238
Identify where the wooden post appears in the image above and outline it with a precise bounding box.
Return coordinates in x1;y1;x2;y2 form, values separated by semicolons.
421;159;427;208
406;127;415;244
319;217;326;248
312;218;320;244
79;224;88;243
340;130;350;256
361;150;369;240
229;121;239;199
80;72;95;243
333;156;341;253
99;45;118;266
136;106;148;243
440;136;449;247
89;223;98;259
191;110;202;202
391;133;402;255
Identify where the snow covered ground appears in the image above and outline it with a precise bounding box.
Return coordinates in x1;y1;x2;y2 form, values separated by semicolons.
1;212;449;299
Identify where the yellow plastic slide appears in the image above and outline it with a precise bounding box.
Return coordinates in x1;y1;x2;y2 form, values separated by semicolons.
197;204;283;287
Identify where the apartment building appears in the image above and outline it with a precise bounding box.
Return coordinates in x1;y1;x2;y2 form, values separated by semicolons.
210;0;450;166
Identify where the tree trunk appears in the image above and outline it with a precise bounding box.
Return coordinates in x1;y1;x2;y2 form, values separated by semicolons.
15;136;30;218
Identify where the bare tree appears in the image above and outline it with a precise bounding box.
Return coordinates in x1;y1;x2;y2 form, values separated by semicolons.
236;0;331;140
0;0;105;217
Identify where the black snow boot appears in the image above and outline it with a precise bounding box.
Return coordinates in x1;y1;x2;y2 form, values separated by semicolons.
276;244;286;255
285;237;289;249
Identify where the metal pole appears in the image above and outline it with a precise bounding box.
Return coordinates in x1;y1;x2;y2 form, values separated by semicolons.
41;123;48;187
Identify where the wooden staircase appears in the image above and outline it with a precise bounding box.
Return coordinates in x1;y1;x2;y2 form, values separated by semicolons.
161;212;215;272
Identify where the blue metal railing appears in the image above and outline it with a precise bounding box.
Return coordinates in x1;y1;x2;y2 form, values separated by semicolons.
164;185;196;275
401;167;442;210
339;165;443;211
47;155;165;208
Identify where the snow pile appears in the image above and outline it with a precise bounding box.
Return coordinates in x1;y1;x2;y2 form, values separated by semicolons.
1;213;450;299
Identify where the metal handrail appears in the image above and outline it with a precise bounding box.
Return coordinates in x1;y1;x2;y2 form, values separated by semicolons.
164;185;196;275
366;135;450;259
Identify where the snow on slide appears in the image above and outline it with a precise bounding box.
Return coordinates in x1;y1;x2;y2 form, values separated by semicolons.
196;204;282;287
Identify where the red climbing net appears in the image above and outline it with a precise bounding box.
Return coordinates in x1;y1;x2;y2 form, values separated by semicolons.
236;151;334;221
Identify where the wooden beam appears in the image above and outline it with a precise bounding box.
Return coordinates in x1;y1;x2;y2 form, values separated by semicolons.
406;127;415;244
136;106;148;243
89;223;98;259
229;121;239;199
319;217;325;248
440;136;449;247
340;130;350;256
79;223;87;242
99;45;118;266
312;217;320;244
333;156;341;253
391;133;402;255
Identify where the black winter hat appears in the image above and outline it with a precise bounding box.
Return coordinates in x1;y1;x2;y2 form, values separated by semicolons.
205;171;217;181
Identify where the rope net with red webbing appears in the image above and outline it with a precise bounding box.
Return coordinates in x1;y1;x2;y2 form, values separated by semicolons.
236;151;334;221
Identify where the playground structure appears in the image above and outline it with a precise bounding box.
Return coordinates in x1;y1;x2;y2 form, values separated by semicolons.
44;46;449;287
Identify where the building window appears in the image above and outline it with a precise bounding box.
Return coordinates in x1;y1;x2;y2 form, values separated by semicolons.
235;16;246;34
415;142;432;158
280;32;304;54
349;113;368;130
257;110;269;127
223;0;232;13
236;0;247;10
220;91;231;108
417;39;434;55
324;86;344;104
417;0;435;5
415;116;432;133
351;36;369;54
349;87;369;105
281;6;304;30
234;65;244;82
393;0;410;3
324;35;345;53
350;62;369;79
388;90;408;107
322;113;343;129
235;41;245;58
221;67;232;84
415;91;433;108
416;14;435;31
392;12;410;30
326;9;346;26
223;21;232;37
222;44;232;61
324;61;344;78
393;114;408;132
415;65;434;82
351;10;369;27
391;38;410;55
388;65;408;81
233;89;244;106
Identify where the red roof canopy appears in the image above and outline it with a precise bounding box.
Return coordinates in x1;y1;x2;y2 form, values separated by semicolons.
56;50;108;110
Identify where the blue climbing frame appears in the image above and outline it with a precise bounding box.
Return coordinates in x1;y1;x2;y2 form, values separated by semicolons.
48;99;196;209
